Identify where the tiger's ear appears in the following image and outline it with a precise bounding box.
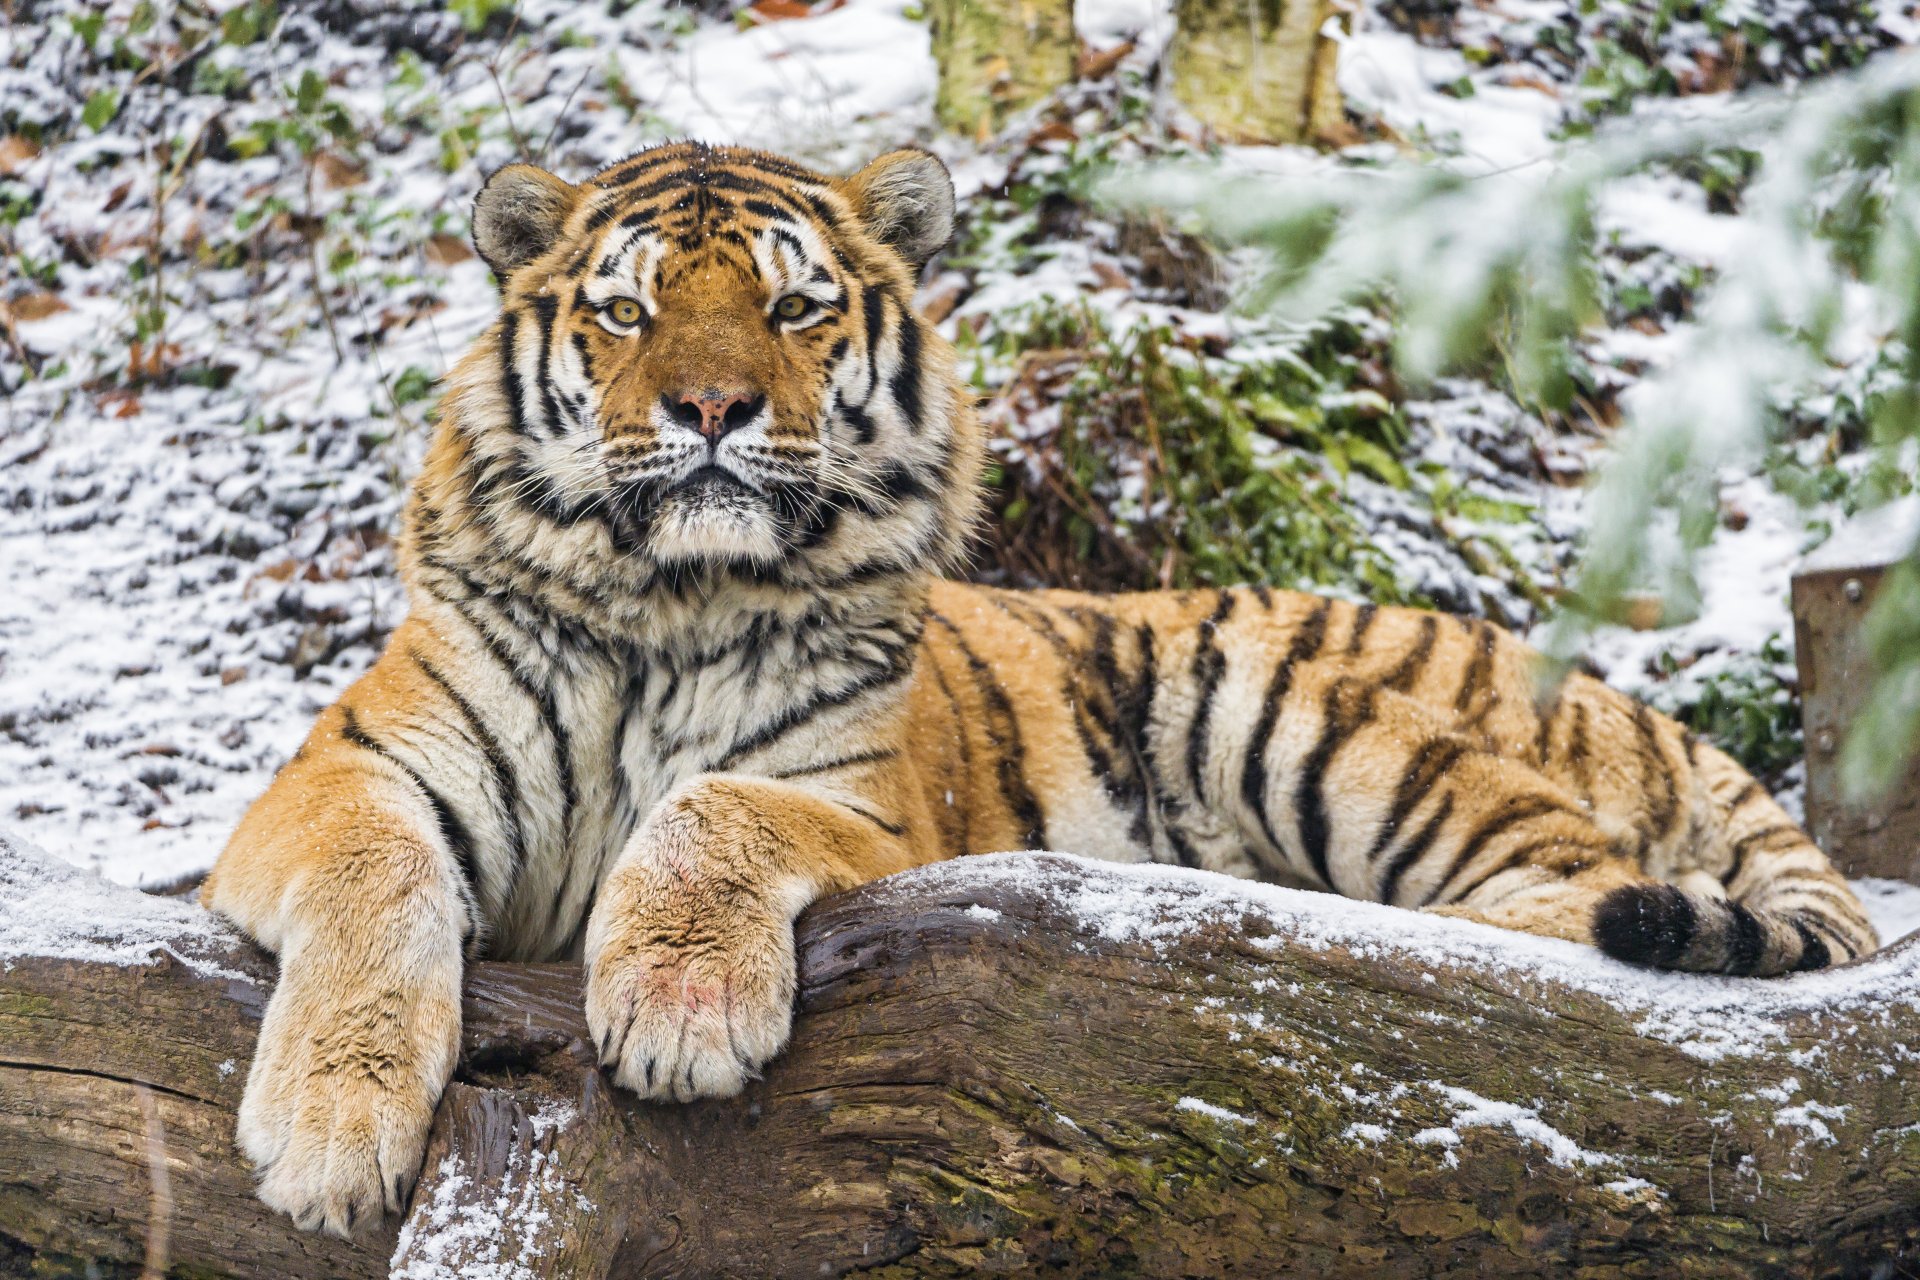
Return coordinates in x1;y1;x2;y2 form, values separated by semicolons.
472;164;580;278
840;149;955;272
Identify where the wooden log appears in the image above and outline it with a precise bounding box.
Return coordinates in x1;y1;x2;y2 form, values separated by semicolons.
2;832;1919;1277
928;0;1075;140
1171;0;1344;144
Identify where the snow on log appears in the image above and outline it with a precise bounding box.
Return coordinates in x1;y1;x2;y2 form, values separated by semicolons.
2;830;1919;1277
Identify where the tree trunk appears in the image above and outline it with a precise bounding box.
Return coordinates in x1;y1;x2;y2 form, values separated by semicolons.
1171;0;1344;144
2;832;1918;1278
929;0;1076;140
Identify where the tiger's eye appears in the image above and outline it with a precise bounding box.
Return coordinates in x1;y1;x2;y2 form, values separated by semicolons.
775;295;810;320
608;298;643;326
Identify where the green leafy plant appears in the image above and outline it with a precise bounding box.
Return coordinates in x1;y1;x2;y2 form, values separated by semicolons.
1122;55;1920;796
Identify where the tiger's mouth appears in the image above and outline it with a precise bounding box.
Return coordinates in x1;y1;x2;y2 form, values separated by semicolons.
672;463;757;496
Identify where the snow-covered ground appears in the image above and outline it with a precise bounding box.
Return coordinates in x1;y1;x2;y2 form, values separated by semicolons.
2;0;1915;944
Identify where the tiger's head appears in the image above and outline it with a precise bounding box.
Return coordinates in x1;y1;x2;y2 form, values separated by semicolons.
419;142;982;620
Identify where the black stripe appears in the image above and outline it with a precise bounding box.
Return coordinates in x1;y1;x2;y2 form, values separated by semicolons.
1346;603;1379;655
441;595;575;890
991;597;1121;794
714;642;916;771
338;705;482;932
531;293;562;436
1722;823;1798;888
890;312;924;428
412;648;527;893
1455;622;1495;712
1791;917;1833;970
1239;599;1332;867
1377;793;1456;907
1292;677;1374;890
1421;795;1567;907
862;284;886;401
499;313;528;436
932;614;1048;848
1363;737;1471;869
1184;592;1239;802
1446;836;1602;904
1132;624;1200;869
771;747;901;780
1385;615;1438;692
844;803;907;837
1724;901;1768;975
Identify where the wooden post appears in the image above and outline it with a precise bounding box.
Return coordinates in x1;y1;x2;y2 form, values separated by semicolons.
929;0;1076;140
1171;0;1344;144
1794;554;1920;883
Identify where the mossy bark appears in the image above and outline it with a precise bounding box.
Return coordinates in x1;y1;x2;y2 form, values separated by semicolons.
3;849;1919;1277
1171;0;1342;143
929;0;1075;139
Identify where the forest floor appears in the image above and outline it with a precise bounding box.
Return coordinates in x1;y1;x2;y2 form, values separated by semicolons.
3;0;1919;943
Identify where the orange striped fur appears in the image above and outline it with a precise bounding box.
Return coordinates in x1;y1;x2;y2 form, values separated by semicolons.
204;142;1875;1236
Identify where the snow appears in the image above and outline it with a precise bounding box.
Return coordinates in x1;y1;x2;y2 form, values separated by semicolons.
1422;1084;1616;1168
903;852;1920;1063
389;1138;577;1280
1799;495;1920;574
0;826;242;978
1174;1095;1254;1125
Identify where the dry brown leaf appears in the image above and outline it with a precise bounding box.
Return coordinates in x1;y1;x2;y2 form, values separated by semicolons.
1090;260;1131;293
1076;40;1135;82
424;233;474;266
0;135;39;176
6;293;71;323
314;151;367;190
748;0;844;21
1025;120;1078;148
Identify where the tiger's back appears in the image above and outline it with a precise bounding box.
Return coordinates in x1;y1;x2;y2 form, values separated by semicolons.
908;581;1875;975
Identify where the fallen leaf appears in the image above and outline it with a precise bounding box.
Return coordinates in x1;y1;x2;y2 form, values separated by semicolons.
0;134;39;176
747;0;844;20
1076;40;1135;81
1090;260;1131;292
5;293;70;323
1025;120;1078;148
425;233;474;266
315;150;367;189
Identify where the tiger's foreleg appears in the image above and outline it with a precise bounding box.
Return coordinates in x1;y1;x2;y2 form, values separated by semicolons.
584;773;924;1102
199;681;477;1235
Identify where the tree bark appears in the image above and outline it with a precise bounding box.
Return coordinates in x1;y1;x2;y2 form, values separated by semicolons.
2;833;1918;1279
928;0;1075;140
1171;0;1344;144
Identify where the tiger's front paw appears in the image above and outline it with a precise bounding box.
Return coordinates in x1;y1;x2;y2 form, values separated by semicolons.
237;971;460;1235
583;859;799;1103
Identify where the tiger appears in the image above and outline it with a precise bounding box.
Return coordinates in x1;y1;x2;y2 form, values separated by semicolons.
202;140;1879;1236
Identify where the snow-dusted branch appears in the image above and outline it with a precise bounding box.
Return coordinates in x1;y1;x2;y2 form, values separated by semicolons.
1121;55;1920;791
3;831;1919;1277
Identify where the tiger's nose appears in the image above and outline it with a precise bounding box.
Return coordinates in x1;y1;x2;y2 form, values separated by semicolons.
662;389;765;441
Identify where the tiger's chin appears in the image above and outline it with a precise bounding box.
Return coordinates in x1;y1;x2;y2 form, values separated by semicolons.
647;489;786;567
